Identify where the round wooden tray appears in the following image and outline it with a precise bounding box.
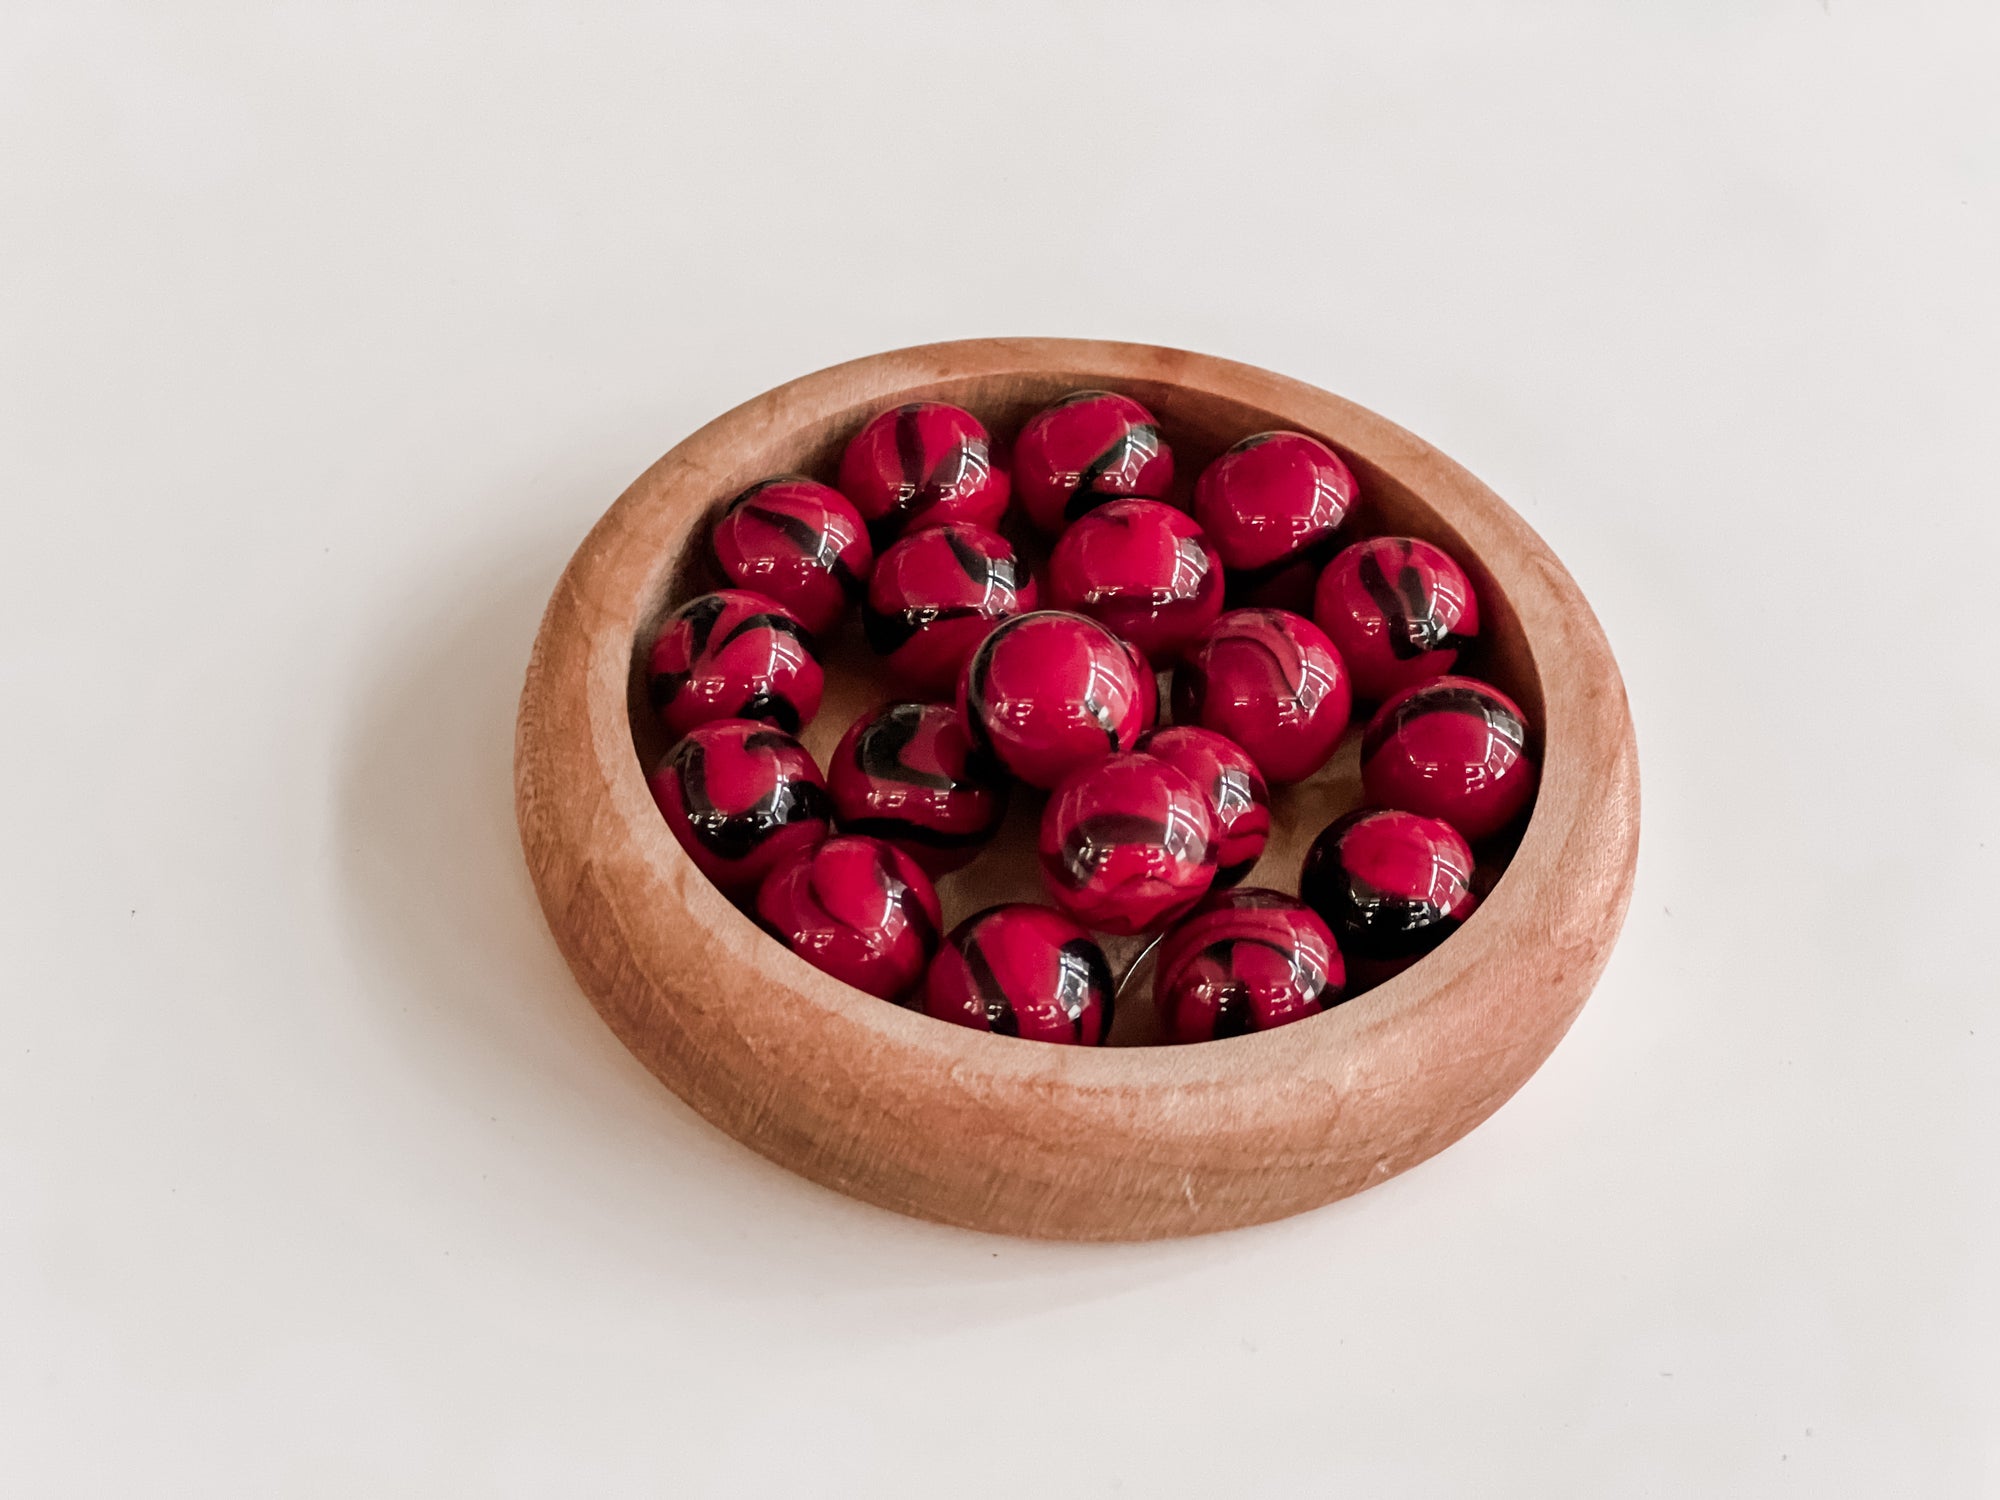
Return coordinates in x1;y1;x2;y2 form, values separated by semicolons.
514;338;1639;1241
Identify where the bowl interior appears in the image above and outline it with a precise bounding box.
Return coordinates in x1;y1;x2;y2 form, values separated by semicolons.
622;368;1545;1045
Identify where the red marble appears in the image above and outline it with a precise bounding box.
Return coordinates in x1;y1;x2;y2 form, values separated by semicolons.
1038;753;1218;935
1172;608;1353;784
1299;807;1477;986
919;902;1115;1045
1313;536;1479;702
648;719;830;898
958;610;1150;789
862;523;1037;695
836;401;1011;543
753;834;942;1001
827;701;1008;875
646;589;823;739
1013;390;1175;534
1360;676;1536;841
711;476;873;636
1193;431;1355;609
1046;498;1224;666
1153;888;1345;1043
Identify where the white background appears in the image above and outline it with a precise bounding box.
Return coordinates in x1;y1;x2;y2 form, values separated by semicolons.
5;3;1996;1494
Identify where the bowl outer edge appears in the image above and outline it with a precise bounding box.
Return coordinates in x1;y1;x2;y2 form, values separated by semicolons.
513;337;1641;1241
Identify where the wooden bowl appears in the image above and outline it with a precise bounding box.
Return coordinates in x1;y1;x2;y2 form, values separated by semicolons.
514;338;1639;1241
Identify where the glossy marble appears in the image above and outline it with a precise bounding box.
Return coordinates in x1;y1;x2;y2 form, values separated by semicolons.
1153;887;1344;1042
753;834;942;1001
1013;389;1175;534
648;718;831;898
646;588;822;738
1038;752;1218;935
1299;807;1477;984
919;902;1115;1045
958;610;1149;789
1171;607;1353;784
1046;498;1223;666
827;701;1008;875
1313;536;1479;702
1193;430;1355;609
862;522;1036;695
836;400;1011;543
1360;675;1535;841
711;475;873;636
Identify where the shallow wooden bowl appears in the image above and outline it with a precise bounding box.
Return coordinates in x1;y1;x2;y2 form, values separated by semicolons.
514;338;1639;1241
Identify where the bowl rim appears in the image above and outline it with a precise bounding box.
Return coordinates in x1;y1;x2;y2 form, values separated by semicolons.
514;337;1640;1241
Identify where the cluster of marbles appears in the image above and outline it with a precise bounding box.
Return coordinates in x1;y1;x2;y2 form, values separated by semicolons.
639;388;1540;1047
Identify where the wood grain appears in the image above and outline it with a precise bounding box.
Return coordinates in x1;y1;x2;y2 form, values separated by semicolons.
514;339;1640;1241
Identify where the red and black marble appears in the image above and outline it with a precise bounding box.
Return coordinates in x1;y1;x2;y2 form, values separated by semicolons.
1299;807;1477;985
1171;608;1353;785
711;475;874;636
957;610;1149;789
1360;675;1536;841
827;701;1008;875
1136;725;1270;888
1013;389;1175;535
1038;753;1218;935
1152;887;1345;1043
646;588;823;739
919;902;1115;1045
752;834;942;1002
1046;498;1224;666
836;401;1011;544
648;718;831;898
1192;431;1356;609
862;522;1037;695
1313;536;1479;703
